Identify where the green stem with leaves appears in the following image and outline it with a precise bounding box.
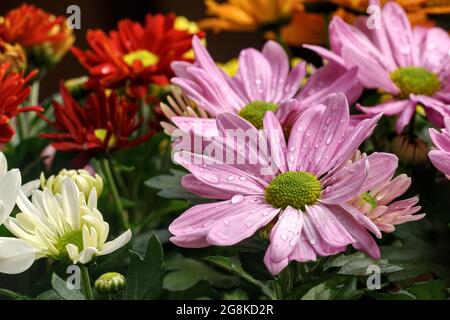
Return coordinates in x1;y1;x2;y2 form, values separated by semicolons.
80;265;94;300
100;157;130;230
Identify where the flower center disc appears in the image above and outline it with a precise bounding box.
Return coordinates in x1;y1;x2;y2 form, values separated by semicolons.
390;67;441;98
265;171;321;209
239;101;278;129
55;230;83;260
123;49;159;67
360;192;378;209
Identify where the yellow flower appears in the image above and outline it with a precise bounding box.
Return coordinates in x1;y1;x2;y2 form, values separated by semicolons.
199;0;302;32
174;16;205;60
217;58;239;77
0;40;27;72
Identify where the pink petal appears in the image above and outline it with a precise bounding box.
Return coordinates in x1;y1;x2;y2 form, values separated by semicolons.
263;253;289;276
263;112;287;173
420;28;450;76
286;104;326;172
395;102;416;134
332;205;381;259
290;237;317;262
236;48;272;102
206;204;280;246
181;174;235;199
268;207;303;262
382;2;419;67
171;117;219;138
321;157;369;204
174;152;267;195
340;203;382;239
262;41;291;102
303;45;345;67
429;150;450;176
357;99;410;116
340;45;399;94
306;204;354;247
361;152;398;192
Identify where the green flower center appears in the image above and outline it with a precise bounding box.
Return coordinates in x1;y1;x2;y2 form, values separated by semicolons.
55;230;83;261
265;171;321;210
390;67;441;98
238;101;278;129
360;192;378;209
123;50;159;67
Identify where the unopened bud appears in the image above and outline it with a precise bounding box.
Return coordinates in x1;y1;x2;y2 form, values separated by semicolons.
94;272;126;294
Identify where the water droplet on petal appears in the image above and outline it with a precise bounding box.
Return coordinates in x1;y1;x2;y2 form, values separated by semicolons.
231;194;245;204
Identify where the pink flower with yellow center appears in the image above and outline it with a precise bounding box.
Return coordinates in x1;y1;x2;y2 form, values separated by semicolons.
169;93;389;275
305;0;450;134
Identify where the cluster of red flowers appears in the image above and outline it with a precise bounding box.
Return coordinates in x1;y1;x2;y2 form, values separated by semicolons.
0;63;40;143
0;4;200;158
72;13;203;98
41;84;155;155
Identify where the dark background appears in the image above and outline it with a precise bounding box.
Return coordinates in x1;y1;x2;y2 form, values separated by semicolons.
0;0;263;97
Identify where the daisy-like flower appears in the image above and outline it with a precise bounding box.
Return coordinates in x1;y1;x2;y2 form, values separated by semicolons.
170;36;361;136
198;0;301;32
429;117;450;177
4;178;132;265
305;0;450;134
71;13;202;98
0;63;41;143
169;93;387;275
0;152;35;274
41;83;154;155
348;151;424;233
0;4;75;67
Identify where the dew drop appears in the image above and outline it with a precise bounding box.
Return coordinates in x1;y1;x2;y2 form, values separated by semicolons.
231;194;245;204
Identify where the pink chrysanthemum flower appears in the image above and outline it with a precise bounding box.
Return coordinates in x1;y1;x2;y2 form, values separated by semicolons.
305;0;450;134
429;117;450;177
348;152;424;233
170;36;361;136
169;93;388;275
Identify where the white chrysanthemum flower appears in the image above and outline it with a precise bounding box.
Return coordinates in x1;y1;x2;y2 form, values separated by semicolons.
0;152;35;274
4;177;131;265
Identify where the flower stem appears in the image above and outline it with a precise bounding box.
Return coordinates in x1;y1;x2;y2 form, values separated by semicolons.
100;157;130;230
80;265;94;300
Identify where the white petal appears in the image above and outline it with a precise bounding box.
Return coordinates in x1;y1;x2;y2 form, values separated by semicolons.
61;178;80;230
98;230;132;256
21;179;41;197
66;244;80;264
0;152;7;174
77;247;99;264
0;169;21;223
0;237;35;274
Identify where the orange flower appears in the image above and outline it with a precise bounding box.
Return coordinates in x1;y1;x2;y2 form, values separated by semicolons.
198;0;302;32
0;4;74;66
72;13;202;99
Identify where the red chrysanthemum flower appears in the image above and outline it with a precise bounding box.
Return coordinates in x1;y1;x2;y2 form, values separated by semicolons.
41;83;155;155
71;13;203;98
0;4;75;66
0;63;40;143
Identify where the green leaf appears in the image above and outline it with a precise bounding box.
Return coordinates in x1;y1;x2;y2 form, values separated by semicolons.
145;169;204;202
0;288;31;300
368;291;416;300
301;276;363;300
36;290;64;300
51;273;85;300
163;254;238;291
407;280;447;300
126;234;165;299
325;252;403;276
223;289;249;300
204;256;274;299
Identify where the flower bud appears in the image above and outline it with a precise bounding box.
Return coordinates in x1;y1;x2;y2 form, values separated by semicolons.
95;272;126;294
0;40;27;72
40;169;103;198
391;134;428;166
